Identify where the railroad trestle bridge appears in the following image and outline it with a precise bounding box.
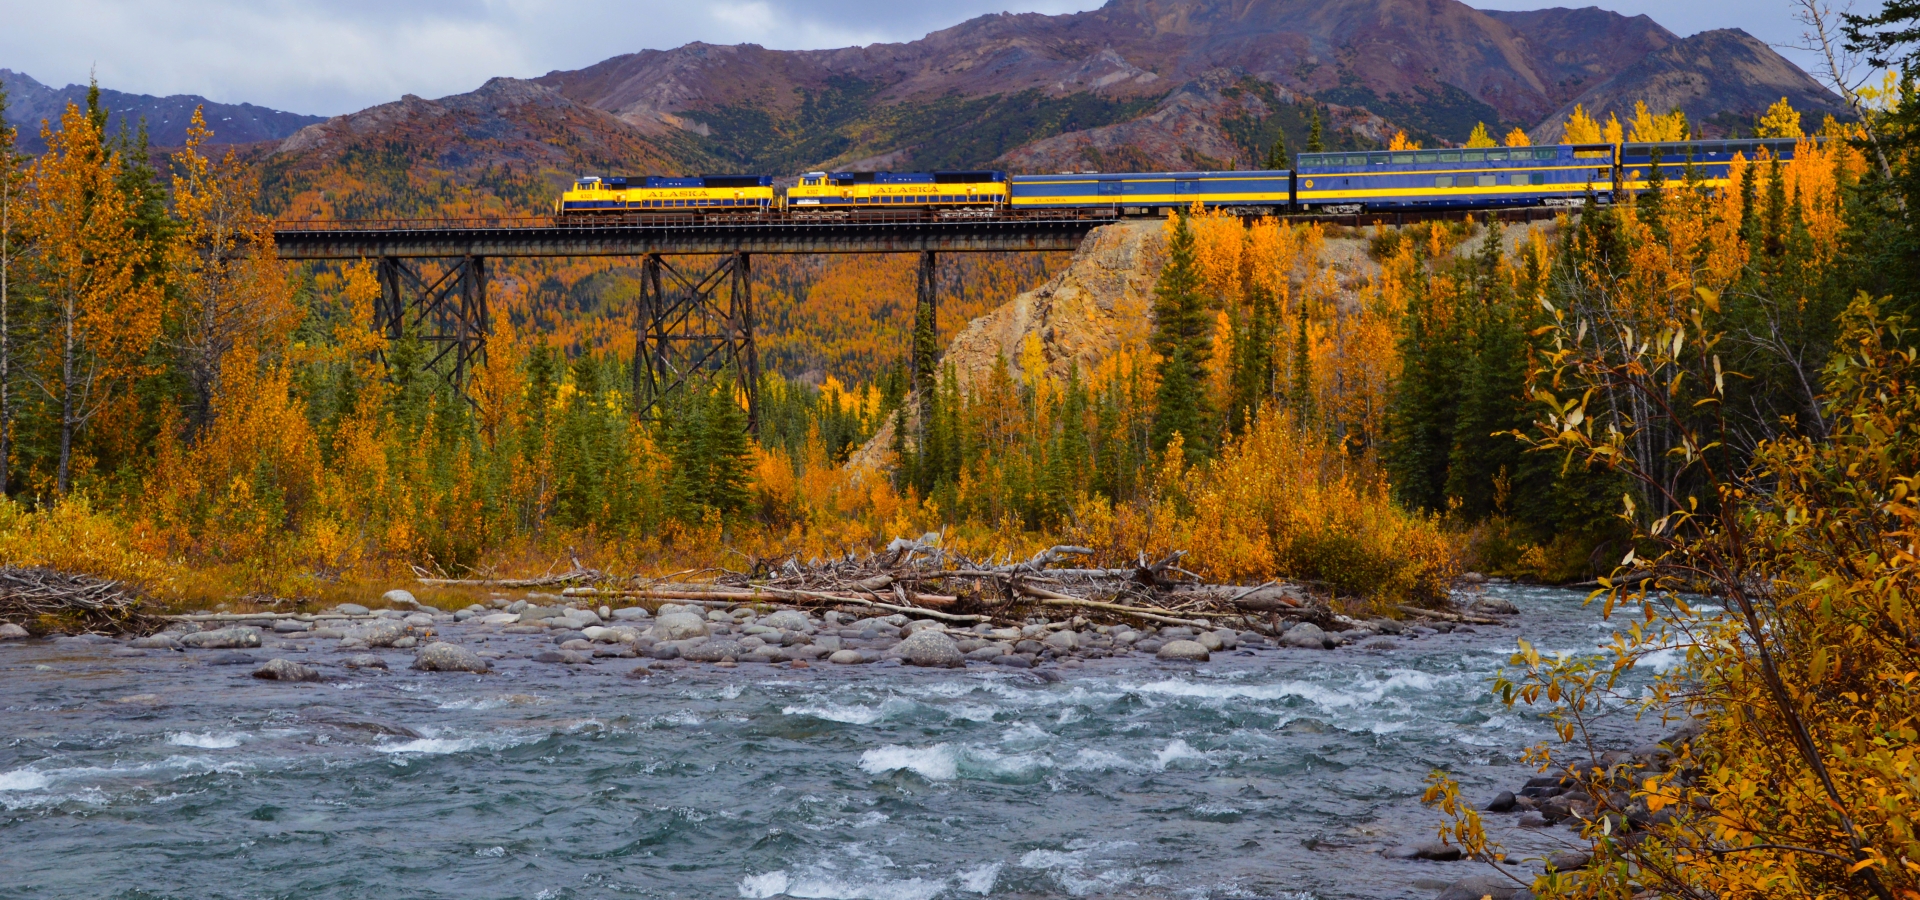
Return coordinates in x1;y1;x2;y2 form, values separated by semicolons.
271;208;1558;431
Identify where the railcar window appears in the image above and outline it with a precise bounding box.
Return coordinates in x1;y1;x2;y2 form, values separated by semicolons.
1391;152;1414;164
1535;149;1557;160
1486;150;1509;161
1416;151;1438;162
1462;151;1486;162
1438;151;1461;162
1478;175;1498;187
1530;173;1546;185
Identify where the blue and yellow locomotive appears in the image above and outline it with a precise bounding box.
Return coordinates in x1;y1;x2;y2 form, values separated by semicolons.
552;137;1815;223
553;174;776;218
785;170;1008;218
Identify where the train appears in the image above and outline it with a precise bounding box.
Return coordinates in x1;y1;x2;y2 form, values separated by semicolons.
552;138;1814;221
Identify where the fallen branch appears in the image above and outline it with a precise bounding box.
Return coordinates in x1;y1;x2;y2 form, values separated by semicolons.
1396;604;1500;626
563;587;982;622
1018;584;1211;628
414;567;600;588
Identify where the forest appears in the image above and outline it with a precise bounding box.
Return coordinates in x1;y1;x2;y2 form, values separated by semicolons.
3;4;1920;889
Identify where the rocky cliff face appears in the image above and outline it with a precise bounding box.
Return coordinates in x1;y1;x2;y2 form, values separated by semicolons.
846;219;1168;472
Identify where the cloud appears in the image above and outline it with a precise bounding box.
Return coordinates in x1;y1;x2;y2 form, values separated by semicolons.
0;0;1827;117
0;0;1100;115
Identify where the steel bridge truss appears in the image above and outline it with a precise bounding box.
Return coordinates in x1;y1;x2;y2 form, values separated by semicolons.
376;256;490;391
632;252;760;431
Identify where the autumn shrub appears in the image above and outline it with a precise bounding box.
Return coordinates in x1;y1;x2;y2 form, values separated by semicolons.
0;496;183;599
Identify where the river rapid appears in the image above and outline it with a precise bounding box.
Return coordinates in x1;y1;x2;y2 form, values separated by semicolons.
1;584;1660;899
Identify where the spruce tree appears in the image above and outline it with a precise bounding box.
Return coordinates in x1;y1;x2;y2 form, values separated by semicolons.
1149;210;1213;461
1287;308;1314;427
1263;129;1289;170
1227;281;1276;433
1307;108;1325;153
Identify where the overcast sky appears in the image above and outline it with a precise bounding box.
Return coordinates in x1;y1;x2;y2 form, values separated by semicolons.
0;0;1859;117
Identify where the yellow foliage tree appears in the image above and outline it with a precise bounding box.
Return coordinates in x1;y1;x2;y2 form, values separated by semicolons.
167;107;297;435
1755;96;1805;137
1501;126;1531;147
1388;130;1420;151
24;101;163;494
1464;122;1497;148
1628;100;1689;142
1562;104;1603;143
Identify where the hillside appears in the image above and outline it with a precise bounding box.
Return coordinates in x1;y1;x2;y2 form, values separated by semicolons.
1530;29;1849;141
0;68;322;153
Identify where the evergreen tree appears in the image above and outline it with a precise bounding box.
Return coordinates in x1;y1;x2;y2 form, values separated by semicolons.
1286;307;1314;426
1262;129;1289;170
1307;108;1325;153
1149;210;1213;461
1227;281;1276;433
1381;265;1460;513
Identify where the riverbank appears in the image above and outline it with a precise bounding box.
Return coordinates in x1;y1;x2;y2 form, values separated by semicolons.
0;583;1653;899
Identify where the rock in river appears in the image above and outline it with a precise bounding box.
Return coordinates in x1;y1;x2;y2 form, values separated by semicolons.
680;639;743;663
343;654;388;670
893;629;964;668
253;658;321;682
828;649;866;665
652;612;710;641
181;627;261;649
0;622;30;639
1281;622;1330;649
1156;640;1211;662
411;642;490;673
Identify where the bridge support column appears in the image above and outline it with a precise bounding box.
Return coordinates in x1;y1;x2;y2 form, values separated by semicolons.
374;255;490;393
632;252;760;435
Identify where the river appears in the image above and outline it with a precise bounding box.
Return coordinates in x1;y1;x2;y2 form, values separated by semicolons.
0;583;1661;899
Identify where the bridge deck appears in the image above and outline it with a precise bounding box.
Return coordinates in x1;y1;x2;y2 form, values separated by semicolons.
271;215;1121;259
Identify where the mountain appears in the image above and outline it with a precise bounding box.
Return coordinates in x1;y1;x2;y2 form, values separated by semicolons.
0;69;323;153
1530;29;1848;141
244;0;1846;218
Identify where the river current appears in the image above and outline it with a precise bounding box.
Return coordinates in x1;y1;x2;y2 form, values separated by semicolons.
1;584;1662;899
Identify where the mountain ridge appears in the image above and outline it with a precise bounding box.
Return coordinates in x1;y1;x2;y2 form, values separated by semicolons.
0;68;323;153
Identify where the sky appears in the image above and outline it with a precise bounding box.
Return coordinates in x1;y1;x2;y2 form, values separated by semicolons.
0;0;1859;117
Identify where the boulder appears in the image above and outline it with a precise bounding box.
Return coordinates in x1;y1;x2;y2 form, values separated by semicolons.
478;613;521;625
411;642;490;673
272;619;309;633
181;627;262;649
130;634;180;649
966;645;1007;661
1546;850;1591;871
652;612;710;641
1156;640;1211;662
1471;596;1519;615
1485;791;1518;812
1195;631;1224;651
0;622;28;640
343;654;388;669
681;639;743;663
893;630;965;668
1281;622;1330;649
610;607;649;620
335;603;370;615
828;649;866;665
359;621;409;648
382;589;420;608
763;610;812;632
252;658;321;682
1043;630;1078;651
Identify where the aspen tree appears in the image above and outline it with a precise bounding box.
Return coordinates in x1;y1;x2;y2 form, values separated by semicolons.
24;101;161;494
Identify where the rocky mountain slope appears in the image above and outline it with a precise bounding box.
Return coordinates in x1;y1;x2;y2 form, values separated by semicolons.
0;68;322;153
1531;29;1847;141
